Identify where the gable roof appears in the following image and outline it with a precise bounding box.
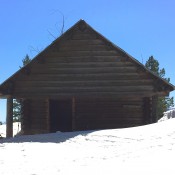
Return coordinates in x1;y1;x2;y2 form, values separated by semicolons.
0;19;174;98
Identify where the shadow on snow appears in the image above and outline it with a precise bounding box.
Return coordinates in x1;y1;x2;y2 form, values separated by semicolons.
0;130;95;144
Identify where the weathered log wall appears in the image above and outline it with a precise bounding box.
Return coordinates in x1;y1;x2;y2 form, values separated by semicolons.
74;97;145;131
21;99;49;135
21;97;152;134
11;26;155;99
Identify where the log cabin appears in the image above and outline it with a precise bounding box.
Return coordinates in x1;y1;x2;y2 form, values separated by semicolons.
0;20;174;137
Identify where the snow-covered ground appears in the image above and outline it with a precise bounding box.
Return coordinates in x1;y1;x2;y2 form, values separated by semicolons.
0;119;175;175
159;108;175;122
0;122;21;138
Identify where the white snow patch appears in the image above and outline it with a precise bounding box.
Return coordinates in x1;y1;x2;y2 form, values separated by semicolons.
158;108;175;122
0;119;175;175
0;122;21;138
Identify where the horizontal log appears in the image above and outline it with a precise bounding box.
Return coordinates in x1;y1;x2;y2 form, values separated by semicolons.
15;85;154;93
75;98;143;103
15;81;153;91
76;113;143;118
15;80;153;89
30;126;48;131
75;121;143;128
75;123;143;129
76;119;143;124
76;118;143;123
13;91;157;99
76;119;143;123
75;112;142;118
60;39;104;46
44;56;126;63
30;102;46;106
73;29;96;35
76;100;143;105
30;117;47;121
15;80;154;90
75;105;142;110
75;121;142;125
34;61;134;69
30;110;47;115
31;119;48;124
30;109;47;113
77;111;143;115
71;33;97;40
75;105;142;109
31;66;138;74
75;96;143;102
45;50;119;57
18;72;142;82
76;106;123;111
57;45;108;51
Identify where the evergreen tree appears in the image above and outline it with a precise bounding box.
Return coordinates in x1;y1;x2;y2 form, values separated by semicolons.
145;56;159;73
13;99;21;122
13;54;32;122
145;56;174;120
20;54;31;68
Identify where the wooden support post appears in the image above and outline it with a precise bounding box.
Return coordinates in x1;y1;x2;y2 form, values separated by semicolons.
6;97;13;138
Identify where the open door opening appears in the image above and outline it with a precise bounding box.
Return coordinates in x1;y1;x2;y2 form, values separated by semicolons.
49;99;72;132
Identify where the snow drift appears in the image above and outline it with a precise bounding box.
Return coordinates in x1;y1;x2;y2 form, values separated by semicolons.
159;108;175;122
0;119;175;175
0;122;21;138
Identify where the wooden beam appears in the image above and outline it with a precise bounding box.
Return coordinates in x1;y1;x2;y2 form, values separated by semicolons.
6;97;13;138
58;39;104;46
46;56;123;63
31;66;137;74
33;61;134;69
15;73;141;82
15;85;154;94
16;79;153;88
13;91;158;99
47;50;118;57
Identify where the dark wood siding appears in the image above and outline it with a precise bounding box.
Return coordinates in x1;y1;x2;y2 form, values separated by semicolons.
21;97;153;134
74;97;144;131
21;99;49;135
11;27;155;98
21;99;31;134
49;99;72;132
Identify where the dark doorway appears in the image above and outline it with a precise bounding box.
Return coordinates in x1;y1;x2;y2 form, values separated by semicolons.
49;99;72;132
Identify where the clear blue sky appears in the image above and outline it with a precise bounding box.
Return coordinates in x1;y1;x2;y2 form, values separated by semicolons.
0;0;175;122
